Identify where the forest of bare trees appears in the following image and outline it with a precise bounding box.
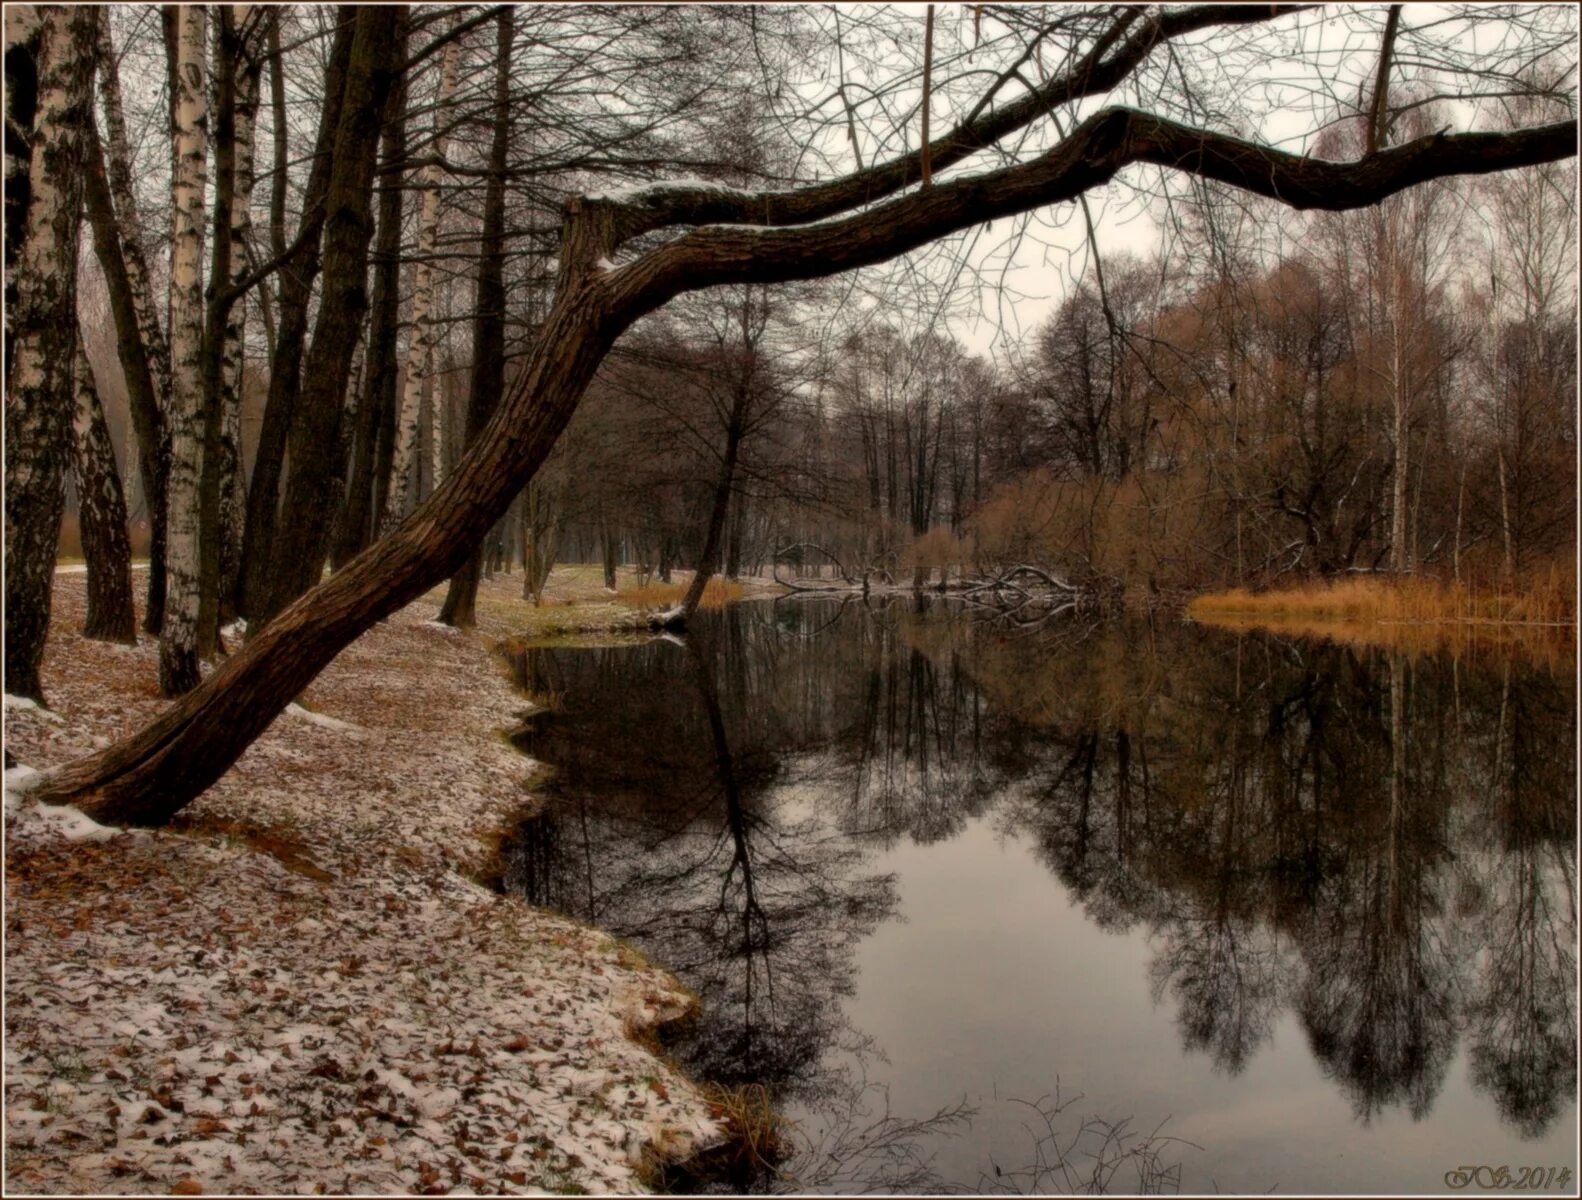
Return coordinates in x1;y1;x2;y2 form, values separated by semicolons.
3;4;1575;823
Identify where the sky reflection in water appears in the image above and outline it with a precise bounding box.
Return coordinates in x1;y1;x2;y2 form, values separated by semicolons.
500;598;1578;1194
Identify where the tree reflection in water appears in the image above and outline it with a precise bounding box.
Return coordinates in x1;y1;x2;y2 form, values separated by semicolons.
498;598;1576;1189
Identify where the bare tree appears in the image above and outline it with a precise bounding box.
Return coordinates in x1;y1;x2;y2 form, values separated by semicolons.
25;5;1578;822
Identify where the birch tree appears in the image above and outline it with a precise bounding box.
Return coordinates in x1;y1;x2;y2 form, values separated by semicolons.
157;3;209;696
4;3;96;704
70;333;136;643
382;25;460;534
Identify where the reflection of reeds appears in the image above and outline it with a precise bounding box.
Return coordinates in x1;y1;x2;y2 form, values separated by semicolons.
1187;571;1575;673
617;578;745;610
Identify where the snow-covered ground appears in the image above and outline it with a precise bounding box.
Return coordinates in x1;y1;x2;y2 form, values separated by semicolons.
5;574;721;1194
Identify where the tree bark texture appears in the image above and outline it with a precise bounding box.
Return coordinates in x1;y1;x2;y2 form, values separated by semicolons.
195;4;240;659
157;3;209;696
438;8;514;628
218;8;263;623
383;27;459;534
27;6;1579;824
331;13;408;569
4;4;95;703
93;7;174;631
238;10;353;619
83;120;169;635
70;335;137;643
256;6;402;626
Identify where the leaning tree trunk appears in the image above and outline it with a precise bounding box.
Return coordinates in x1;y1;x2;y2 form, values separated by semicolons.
383;28;459;533
439;8;515;628
95;7;173;632
157;3;209;696
255;7;401;628
38;267;628;824
3;5;95;704
23;31;1581;825
70;335;137;643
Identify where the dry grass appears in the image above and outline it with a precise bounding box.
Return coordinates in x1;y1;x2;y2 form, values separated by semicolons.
1188;565;1574;627
1188;565;1575;672
615;577;746;610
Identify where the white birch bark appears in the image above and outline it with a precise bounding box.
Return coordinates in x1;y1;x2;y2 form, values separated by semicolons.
4;3;96;701
382;29;459;533
71;334;137;642
158;3;209;695
218;4;258;612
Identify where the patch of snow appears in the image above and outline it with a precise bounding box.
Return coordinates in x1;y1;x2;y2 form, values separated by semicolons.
283;702;362;734
221;618;247;640
5;692;63;722
594;256;617;271
52;563;89;574
27;801;122;842
419;619;463;635
5;763;43;817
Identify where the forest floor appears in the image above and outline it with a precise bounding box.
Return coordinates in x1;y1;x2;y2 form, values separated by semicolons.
2;566;754;1196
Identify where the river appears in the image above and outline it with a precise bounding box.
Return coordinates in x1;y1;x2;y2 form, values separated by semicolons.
499;597;1578;1195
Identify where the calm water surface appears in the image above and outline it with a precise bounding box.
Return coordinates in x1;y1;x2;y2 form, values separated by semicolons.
500;599;1578;1194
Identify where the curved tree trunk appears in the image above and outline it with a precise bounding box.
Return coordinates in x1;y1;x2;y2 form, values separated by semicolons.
83;124;169;639
157;3;209;696
70;335;137;643
41;280;624;826
382;28;459;534
439;9;514;628
23;13;1580;824
4;4;95;704
95;8;173;633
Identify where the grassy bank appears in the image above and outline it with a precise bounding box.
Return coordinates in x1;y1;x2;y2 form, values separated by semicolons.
1187;569;1575;669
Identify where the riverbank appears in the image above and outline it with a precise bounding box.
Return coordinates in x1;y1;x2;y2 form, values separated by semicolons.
1187;571;1575;670
4;568;729;1195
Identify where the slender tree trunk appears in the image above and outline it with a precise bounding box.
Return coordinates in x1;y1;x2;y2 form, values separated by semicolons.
195;5;241;659
95;8;173;632
440;9;515;627
238;10;353;619
158;4;209;696
218;8;262;625
83;122;169;638
71;335;137;643
332;13;408;568
4;5;96;703
383;27;459;533
256;7;402;627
